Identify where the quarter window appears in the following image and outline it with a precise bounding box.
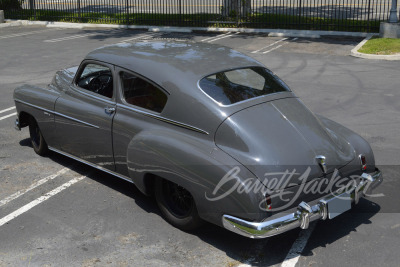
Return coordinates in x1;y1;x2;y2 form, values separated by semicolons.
120;71;167;113
76;63;114;98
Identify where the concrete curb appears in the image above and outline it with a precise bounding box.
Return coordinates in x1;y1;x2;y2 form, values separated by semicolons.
3;19;374;38
351;34;400;60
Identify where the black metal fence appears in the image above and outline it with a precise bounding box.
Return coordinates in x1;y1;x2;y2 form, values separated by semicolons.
3;0;397;32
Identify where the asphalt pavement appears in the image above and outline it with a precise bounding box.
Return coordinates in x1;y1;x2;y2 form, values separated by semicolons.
0;25;399;267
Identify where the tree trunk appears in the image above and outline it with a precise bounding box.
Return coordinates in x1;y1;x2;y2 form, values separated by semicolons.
222;0;251;17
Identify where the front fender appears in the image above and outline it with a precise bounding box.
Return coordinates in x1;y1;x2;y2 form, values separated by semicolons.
14;84;60;147
126;129;268;226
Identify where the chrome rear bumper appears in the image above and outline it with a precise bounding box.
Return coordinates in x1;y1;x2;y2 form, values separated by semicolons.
222;169;383;239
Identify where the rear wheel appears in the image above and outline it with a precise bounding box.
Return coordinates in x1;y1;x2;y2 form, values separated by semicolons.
155;178;202;231
28;118;48;156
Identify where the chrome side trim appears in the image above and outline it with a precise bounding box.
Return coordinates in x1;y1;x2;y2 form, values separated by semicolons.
48;146;134;184
54;112;100;129
14;99;99;129
117;104;209;135
15;99;54;114
222;169;382;239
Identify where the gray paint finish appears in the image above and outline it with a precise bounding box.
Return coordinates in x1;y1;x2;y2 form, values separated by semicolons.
13;41;379;234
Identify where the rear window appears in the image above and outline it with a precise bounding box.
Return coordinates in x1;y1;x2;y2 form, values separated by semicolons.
199;67;290;105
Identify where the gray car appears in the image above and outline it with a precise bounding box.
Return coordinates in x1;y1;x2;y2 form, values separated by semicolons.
13;41;382;238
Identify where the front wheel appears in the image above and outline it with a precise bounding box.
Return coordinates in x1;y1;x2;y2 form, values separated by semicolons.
155;178;203;231
28;118;48;156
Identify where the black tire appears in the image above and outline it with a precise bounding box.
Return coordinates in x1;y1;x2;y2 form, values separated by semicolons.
28;118;48;156
155;178;203;231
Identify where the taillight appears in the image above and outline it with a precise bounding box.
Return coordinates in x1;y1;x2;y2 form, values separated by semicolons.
266;195;272;210
359;154;367;171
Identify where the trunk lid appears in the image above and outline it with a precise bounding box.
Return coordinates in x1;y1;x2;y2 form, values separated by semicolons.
215;97;355;188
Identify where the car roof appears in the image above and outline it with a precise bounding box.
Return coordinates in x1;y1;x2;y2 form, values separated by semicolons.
85;41;263;92
84;41;280;136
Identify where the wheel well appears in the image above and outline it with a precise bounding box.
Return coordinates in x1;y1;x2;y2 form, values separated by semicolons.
19;111;33;128
143;174;196;201
143;173;158;196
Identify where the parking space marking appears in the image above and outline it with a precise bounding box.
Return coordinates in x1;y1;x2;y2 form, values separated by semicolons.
200;32;231;42
0;174;86;227
0;107;15;114
251;38;298;54
206;32;240;43
251;38;288;53
0;112;17;121
120;33;160;43
281;222;317;267
263;38;298;54
0;29;59;40
0;167;70;208
43;33;98;43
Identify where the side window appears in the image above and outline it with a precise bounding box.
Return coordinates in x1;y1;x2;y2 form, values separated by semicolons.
119;71;167;113
76;63;114;99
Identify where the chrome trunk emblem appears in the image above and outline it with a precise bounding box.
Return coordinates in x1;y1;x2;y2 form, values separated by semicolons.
315;155;327;174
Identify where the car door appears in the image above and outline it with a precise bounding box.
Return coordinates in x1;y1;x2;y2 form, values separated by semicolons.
112;67;169;177
54;61;117;171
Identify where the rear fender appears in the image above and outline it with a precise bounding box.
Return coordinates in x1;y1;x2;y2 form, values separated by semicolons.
317;115;375;172
126;129;267;226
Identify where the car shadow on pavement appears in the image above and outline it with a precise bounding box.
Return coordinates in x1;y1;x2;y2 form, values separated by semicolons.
300;198;381;256
32;144;381;267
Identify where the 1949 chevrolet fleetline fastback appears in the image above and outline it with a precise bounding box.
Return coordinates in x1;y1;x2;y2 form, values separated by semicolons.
14;41;382;238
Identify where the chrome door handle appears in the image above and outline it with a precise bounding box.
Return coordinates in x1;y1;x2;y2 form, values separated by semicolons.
105;107;116;114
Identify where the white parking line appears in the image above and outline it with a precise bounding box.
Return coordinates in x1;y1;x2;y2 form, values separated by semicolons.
281;222;317;267
0;29;59;40
43;33;98;43
207;32;239;43
263;38;298;54
0;112;17;121
251;38;288;53
263;44;283;54
0;107;15;114
120;33;159;43
0;167;70;208
201;32;231;42
0;175;86;227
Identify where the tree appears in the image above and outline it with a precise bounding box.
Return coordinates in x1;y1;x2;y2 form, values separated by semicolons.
222;0;251;18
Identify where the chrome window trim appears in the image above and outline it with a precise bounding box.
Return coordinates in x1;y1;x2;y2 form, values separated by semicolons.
72;60;116;104
116;68;169;114
48;146;134;184
15;99;100;129
117;103;209;135
196;66;291;107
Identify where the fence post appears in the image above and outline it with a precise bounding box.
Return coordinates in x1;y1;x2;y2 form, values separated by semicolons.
126;0;129;25
29;0;36;20
367;0;371;31
236;0;239;27
179;0;182;25
77;0;81;22
388;0;398;23
298;0;302;25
